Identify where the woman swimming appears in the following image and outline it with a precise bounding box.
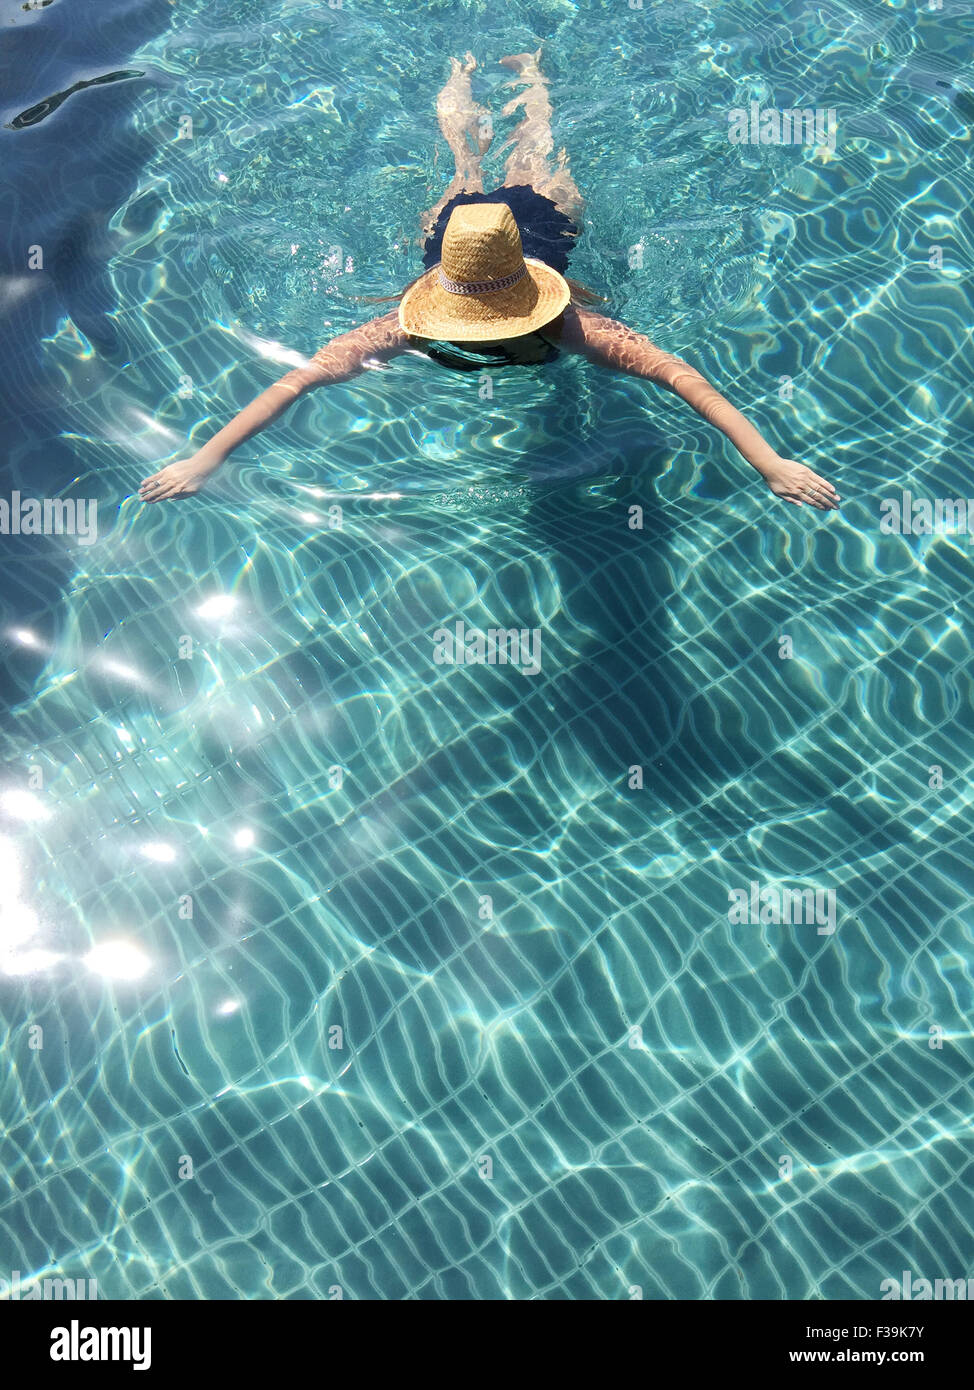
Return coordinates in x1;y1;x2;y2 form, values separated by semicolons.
140;50;839;512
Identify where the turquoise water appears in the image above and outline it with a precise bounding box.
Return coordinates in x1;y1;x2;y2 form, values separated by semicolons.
1;0;972;1299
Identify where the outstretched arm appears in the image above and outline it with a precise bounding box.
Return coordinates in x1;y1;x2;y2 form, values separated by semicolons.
559;307;839;511
140;311;408;502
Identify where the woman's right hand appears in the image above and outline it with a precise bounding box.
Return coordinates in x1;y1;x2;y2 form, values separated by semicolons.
139;452;222;503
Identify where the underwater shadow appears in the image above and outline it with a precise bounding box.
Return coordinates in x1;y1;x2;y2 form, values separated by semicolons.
518;456;715;821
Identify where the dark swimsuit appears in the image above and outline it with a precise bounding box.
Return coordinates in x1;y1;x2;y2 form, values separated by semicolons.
418;184;579;371
421;331;559;372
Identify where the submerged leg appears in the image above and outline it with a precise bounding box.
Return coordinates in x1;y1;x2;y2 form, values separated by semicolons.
497;48;584;223
419;53;494;236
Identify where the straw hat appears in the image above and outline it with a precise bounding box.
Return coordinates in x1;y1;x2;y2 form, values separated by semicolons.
399;201;571;341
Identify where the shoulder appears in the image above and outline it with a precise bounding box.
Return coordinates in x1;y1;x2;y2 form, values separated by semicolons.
312;309;409;364
303;309;410;383
556;306;669;377
358;308;412;355
556;305;640;351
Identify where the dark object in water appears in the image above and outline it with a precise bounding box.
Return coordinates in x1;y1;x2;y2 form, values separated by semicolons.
47;209;124;354
170;1029;190;1078
6;69;146;130
422;333;560;372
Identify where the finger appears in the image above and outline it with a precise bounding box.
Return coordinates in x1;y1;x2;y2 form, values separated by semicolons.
147;480;176;502
147;476;181;500
801;483;837;509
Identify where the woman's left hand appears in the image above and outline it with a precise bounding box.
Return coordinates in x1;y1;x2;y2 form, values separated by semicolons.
762;457;840;510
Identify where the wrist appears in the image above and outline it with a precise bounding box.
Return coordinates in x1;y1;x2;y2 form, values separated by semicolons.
191;446;227;470
750;450;782;477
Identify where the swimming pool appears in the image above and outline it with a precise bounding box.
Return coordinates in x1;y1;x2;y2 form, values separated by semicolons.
1;0;972;1300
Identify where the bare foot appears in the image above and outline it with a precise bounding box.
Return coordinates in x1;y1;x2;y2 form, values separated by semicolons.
450;53;491;155
499;48;543;78
419;52;492;231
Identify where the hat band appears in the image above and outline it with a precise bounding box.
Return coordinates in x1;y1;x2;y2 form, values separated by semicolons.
437;263;528;296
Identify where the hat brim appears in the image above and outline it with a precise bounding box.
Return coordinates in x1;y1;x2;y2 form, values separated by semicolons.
398;257;571;342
